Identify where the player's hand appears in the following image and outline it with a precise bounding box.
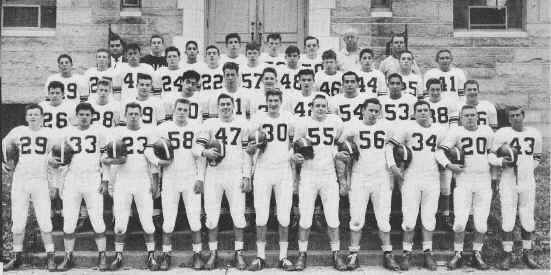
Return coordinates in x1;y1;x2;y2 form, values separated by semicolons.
48;158;64;168
98;180;109;195
335;152;351;162
194;180;204;194
2;161;15;174
157;159;172;167
150;183;160;198
291;153;305;164
502;158;515;168
241;177;252;193
102;157;126;165
203;148;221;160
390;165;403;181
245;144;257;155
49;188;58;200
446;163;464;174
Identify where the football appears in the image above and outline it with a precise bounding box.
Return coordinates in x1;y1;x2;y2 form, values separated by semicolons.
2;140;19;167
248;129;268;151
496;143;519;165
152;137;174;161
445;146;465;166
337;140;360;161
51;140;75;165
293;137;314;160
393;144;413;169
104;139;127;160
206;139;225;166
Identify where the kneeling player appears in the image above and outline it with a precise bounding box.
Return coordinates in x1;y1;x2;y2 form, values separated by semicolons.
437;105;499;270
339;98;400;271
154;98;205;270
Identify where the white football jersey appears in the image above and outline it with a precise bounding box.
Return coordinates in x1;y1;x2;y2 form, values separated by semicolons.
337;49;361;72
378;55;421;77
399;72;423;98
287;91;326;118
111;125;157;179
179;60;204;72
492;126;542;180
208;89;253;119
427;96;460;126
277;65;301;92
250;111;295;168
90;100;121;129
424;67;467;97
84;67;117;101
61;125;107;174
154;67;185;96
457;100;497;129
294;114;343;172
44;73;88;104
113;63;156;102
378;93;418;122
300;54;324;73
260;52;286;67
440;125;494;174
330;93;373;122
156;120;202;177
315;70;342;96
120;96;165;126
249;91;293;116
357;69;387;96
198;64;224;93
240;63;266;92
162;91;209;121
39;101;77;130
220;54;247;68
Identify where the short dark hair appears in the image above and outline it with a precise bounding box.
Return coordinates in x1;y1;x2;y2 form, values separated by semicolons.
76;102;95;114
150;34;164;44
304;36;319;46
165;46;180;57
321;49;337;61
126;43;141;53
96;48;110;57
205;45;220;55
222;62;239;74
425;78;442;90
312;94;328;104
265;88;283;102
182;70;201;81
137;73;152;83
464;79;479;91
57;54;72;64
342;71;359;83
48;81;65;93
185;40;198;49
359;48;374;59
125;102;142;115
435;49;452;61
390;33;406;43
285;45;300;56
266;33;281;42
262;67;277;79
414;100;430;113
217;93;234;105
460;104;477;117
225;33;241;44
97;79;111;87
245;41;261;52
174;98;191;109
387;73;403;83
361;97;381;111
298;69;315;79
507;105;525;116
109;34;122;43
25;103;43;115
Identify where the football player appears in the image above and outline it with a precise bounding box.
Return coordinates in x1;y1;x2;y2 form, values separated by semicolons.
109;34;126;69
301;36;323;73
103;102;160;271
491;106;542;270
196;93;252;270
120;74;165;126
220;33;247;67
261;33;286;66
85;49;116;101
337;28;361;71
163;70;207;121
287;69;324;118
389;100;447;271
339;98;400;271
330;71;372;122
438;105;500;270
278;45;302;93
356;48;387;96
208;62;252;119
315;50;342;96
247;89;296;271
379;73;417;124
457;80;498;130
112;43;156;102
179;40;203;71
154;46;185;97
90;79;121;129
140;34;168;70
44;54;88;104
199;45;224;93
424;49;467;98
241;41;266;92
52;102;109;271
2;104;58;271
291;94;347;271
379;33;421;77
153;98;205;270
250;67;288;116
398;51;423;98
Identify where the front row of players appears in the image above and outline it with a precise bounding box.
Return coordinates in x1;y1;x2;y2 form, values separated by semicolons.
2;90;542;271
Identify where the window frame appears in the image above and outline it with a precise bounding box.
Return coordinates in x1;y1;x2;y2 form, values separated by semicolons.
453;0;527;37
1;4;42;28
1;2;56;36
121;0;141;9
370;0;392;18
120;0;142;17
467;5;508;30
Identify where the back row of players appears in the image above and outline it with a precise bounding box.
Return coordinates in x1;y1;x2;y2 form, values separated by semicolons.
2;32;542;272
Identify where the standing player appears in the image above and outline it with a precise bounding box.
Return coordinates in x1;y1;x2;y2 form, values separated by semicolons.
153;98;205;270
337;28;361;71
113;43;156;102
44;54;88;104
438;105;499;270
199;45;225;93
85;49;116;101
109;34;126;69
2;104;58;271
120;74;165;126
140;35;168;70
90;79;121;129
249;68;288;116
291;94;347;271
209;62;252;119
301;36;324;73
278;45;302;93
379;73;417;124
491;106;542;270
220;33;247;67
356;49;387;97
240;41;266;93
196;93;252;270
287;69;323;118
103;102;160;271
424;49;467;98
457;80;498;130
398;51;423;98
330;71;371;122
379;33;421;77
54;102;109;271
179;40;203;71
154;46;185;97
315;50;342;97
247;89;296;271
261;33;286;66
163;70;208;121
389;100;447;271
340;98;400;271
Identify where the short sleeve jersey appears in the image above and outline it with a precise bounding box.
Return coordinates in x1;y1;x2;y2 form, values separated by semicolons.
220;54;248;68
208;89;253;119
154;67;185;96
287;91;326;118
492;126;542;180
198;64;224;93
162;92;209;121
250;111;295;168
40;101;76;130
156;120;202;177
330;93;373;122
356;69;388;96
378;93;418;123
457;100;497;128
84;67;117;99
424;67;467;97
399;72;423;98
277;65;301;92
111;125;157;179
427;96;460;126
113;63;156;102
90;100;121;129
44;73;89;103
315;70;343;96
120;96;165;126
300;54;324;73
61;125;107;174
260;52;286;67
440;125;494;174
240;63;266;92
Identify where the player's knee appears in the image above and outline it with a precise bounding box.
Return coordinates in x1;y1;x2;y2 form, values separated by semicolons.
278;214;290;228
349;219;365;232
40;223;53;233
501;221;515;233
255;213;269;227
114;224;127;235
63;224;76;234
377;221;391;233
233;215;247;229
143;222;155;235
299;217;312;229
326;216;340;229
189;220;202;232
162;223;175;234
474;222;487;234
93;222;106;234
12;223;26;235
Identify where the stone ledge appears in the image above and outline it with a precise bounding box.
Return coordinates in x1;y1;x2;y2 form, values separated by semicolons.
1;28;56;37
453;30;529;38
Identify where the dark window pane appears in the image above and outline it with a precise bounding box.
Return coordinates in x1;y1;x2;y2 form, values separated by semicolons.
371;0;391;8
121;0;140;8
454;0;524;30
470;7;506;29
41;5;56;28
3;6;39;27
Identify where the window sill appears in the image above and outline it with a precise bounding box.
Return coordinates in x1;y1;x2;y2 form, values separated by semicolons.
120;8;142;17
1;28;56;37
370;10;392;18
453;29;528;38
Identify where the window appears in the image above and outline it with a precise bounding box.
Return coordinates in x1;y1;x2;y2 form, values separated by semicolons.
371;0;391;9
454;0;524;30
121;0;141;9
1;0;56;28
